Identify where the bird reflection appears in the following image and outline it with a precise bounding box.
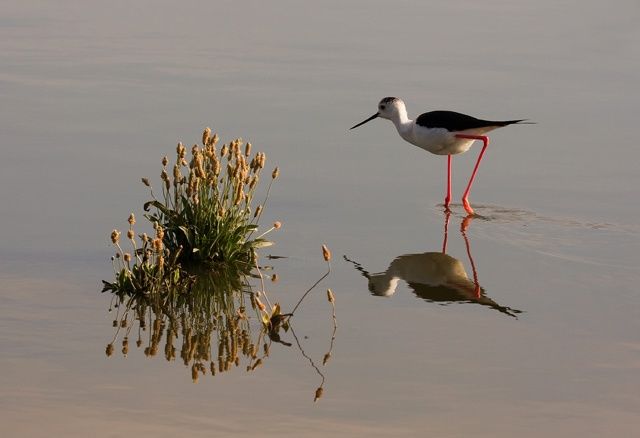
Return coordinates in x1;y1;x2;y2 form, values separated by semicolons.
346;212;522;317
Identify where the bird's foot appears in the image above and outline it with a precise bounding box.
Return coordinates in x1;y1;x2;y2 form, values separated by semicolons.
462;199;475;216
474;284;481;299
461;214;474;232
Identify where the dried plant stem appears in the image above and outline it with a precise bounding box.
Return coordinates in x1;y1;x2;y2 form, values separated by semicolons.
251;177;274;229
291;260;331;315
290;325;325;399
254;224;276;241
323;297;337;366
254;256;273;310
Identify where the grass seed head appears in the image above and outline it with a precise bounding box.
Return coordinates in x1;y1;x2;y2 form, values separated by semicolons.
255;296;266;312
110;230;121;244
202;127;211;146
322;244;331;262
212;157;221;176
233;186;245;206
273;221;281;229
152;238;163;252
177;142;186;158
128;213;136;226
141;177;151;187
272;167;279;179
327;288;335;303
249;175;258;190
231;140;240;156
192;364;199;382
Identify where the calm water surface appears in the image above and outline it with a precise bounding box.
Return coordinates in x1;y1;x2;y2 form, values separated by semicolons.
1;1;639;436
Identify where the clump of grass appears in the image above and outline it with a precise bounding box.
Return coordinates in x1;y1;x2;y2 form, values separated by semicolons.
102;127;336;399
143;128;279;268
103;128;281;297
103;213;188;297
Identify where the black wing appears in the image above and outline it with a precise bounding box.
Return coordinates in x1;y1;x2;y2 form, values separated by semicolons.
416;110;524;132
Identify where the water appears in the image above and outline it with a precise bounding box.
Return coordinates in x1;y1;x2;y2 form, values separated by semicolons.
1;1;639;436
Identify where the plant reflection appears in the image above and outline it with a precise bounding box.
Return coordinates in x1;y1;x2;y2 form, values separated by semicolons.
104;259;337;399
345;212;522;317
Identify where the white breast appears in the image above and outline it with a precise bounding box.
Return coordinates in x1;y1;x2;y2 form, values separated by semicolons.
408;125;476;156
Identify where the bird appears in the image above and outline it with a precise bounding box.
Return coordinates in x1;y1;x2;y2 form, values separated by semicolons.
352;252;520;317
350;97;529;215
344;213;522;318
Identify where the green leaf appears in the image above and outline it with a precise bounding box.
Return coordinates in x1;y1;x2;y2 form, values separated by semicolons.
252;239;273;248
177;226;192;245
143;200;170;215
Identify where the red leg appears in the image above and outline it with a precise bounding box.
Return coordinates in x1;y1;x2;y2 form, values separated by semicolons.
460;216;481;298
455;134;489;215
442;209;451;253
444;155;452;209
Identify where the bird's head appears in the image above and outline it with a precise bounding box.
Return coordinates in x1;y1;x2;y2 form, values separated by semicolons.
368;272;399;297
350;97;406;129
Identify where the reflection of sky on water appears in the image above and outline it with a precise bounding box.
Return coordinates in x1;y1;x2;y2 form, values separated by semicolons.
1;0;640;436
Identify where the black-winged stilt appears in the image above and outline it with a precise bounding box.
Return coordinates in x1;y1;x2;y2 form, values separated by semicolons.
350;97;529;215
343;213;522;317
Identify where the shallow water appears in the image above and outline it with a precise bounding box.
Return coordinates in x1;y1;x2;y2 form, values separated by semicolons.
1;1;639;436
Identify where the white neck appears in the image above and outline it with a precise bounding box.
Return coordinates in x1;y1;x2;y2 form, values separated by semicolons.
390;107;413;140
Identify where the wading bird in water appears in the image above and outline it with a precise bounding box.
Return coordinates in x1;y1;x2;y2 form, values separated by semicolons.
350;97;529;215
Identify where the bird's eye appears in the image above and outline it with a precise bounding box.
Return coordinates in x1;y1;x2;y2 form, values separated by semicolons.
380;105;386;110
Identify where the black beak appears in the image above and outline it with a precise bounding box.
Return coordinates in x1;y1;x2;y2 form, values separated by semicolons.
350;113;379;130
